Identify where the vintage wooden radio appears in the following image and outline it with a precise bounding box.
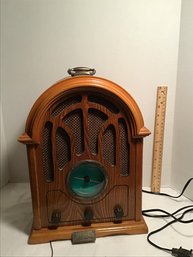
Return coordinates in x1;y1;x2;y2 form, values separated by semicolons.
18;67;150;244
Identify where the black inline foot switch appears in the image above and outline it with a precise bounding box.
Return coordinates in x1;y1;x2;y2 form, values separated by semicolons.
172;247;193;257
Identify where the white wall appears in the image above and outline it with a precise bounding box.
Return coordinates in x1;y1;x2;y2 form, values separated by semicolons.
171;0;193;200
0;101;10;187
1;0;181;185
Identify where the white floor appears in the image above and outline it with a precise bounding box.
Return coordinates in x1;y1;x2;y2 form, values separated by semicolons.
1;183;193;257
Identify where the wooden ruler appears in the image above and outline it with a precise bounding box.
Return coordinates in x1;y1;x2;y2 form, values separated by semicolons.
151;86;168;193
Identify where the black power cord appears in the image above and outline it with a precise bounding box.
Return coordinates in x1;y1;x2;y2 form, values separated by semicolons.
142;178;193;198
49;241;53;257
142;178;193;257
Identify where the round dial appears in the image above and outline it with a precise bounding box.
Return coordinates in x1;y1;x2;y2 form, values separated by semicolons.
68;161;107;198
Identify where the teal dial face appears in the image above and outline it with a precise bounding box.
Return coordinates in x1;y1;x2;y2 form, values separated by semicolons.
68;161;106;198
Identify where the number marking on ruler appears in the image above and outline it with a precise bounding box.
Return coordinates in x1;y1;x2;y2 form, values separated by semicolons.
151;86;168;192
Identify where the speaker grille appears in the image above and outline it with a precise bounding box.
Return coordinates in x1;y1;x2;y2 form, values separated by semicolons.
42;122;54;182
119;119;130;176
88;108;108;154
88;95;119;113
42;93;131;182
63;109;84;155
51;96;82;117
56;127;71;170
103;125;116;165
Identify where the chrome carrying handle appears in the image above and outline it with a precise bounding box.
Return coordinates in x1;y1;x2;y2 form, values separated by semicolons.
68;67;96;76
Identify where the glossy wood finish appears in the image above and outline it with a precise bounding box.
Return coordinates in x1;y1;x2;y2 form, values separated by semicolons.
18;75;150;244
29;217;148;244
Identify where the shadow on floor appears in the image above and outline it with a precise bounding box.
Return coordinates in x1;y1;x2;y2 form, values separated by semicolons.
1;183;33;236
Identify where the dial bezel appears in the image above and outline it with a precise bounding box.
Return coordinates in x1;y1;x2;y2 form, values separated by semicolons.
67;160;108;200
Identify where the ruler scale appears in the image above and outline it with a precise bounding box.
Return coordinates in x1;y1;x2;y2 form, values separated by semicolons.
151;86;168;193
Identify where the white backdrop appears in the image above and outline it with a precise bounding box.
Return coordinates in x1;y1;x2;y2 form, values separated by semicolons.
171;0;193;200
1;0;181;187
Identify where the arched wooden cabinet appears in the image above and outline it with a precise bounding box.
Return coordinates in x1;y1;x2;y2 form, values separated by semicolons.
18;68;150;244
